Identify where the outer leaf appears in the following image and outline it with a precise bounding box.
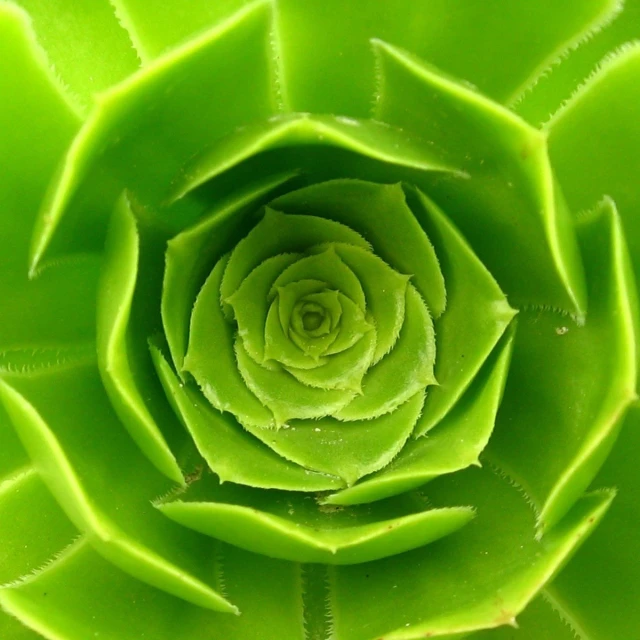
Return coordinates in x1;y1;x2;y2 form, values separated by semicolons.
0;539;308;640
30;0;279;268
0;610;41;640
159;473;473;565
0;466;77;586
487;199;637;532
0;359;236;613
0;5;99;356
373;41;587;318
275;0;618;116
541;403;640;638
473;595;577;639
108;0;250;59
548;44;640;283
0;404;29;477
170;114;460;203
407;188;516;436
515;0;637;126
98;193;183;483
10;0;140;113
329;467;613;640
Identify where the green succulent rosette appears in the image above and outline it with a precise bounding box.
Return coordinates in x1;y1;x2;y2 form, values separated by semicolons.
1;1;640;639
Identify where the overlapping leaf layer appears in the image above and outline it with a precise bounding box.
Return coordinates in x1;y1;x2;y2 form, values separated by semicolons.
1;1;639;639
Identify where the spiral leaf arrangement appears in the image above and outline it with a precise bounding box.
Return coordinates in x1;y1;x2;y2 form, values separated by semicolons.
1;1;639;639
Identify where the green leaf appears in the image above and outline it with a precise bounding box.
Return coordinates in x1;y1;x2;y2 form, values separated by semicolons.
0;5;100;357
10;0;140;113
272;247;367;313
152;343;343;492
0;404;29;477
108;0;251;59
515;0;635;126
184;255;275;429
542;403;640;639
329;467;613;640
3;3;638;639
242;391;425;486
473;595;578;639
171;114;459;203
487;198;638;532
325;325;514;505
159;472;473;564
0;609;41;640
284;320;376;393
236;337;357;425
407;188;516;436
0;539;307;640
275;0;617;116
373;41;587;318
30;0;279;268
0;359;235;613
503;0;624;111
0;258;100;358
230;254;302;363
290;291;367;359
98;193;183;483
548;44;640;285
329;244;409;363
264;280;333;369
0;466;77;586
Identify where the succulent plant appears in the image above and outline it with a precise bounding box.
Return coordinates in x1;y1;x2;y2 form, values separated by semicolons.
1;1;639;638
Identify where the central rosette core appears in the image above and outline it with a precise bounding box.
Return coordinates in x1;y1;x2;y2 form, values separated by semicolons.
185;202;437;436
267;272;371;367
229;243;380;399
176;179;450;488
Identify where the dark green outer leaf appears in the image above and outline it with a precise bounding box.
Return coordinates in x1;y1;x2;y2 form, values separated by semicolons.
373;41;587;318
0;539;308;640
0;5;99;360
0;360;236;613
159;474;473;565
29;0;279;268
10;0;140;114
98;193;184;483
329;468;612;640
473;595;576;639
548;44;640;287
486;199;637;532
274;0;617;116
515;0;637;126
542;403;640;638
